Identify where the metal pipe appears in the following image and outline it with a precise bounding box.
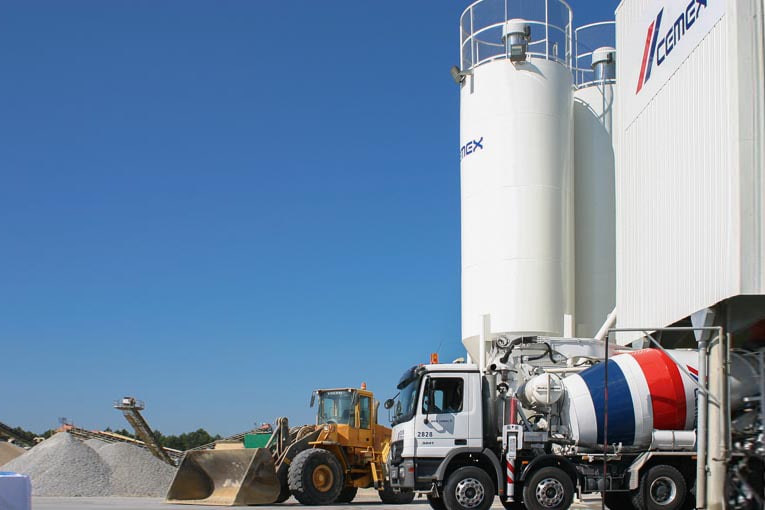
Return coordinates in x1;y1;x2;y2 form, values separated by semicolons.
721;333;732;461
760;350;765;442
480;314;490;375
601;333;609;510
644;332;719;404
708;328;725;510
696;337;708;510
594;308;617;341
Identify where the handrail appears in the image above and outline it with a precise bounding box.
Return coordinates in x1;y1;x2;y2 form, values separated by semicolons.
573;20;615;87
459;0;574;71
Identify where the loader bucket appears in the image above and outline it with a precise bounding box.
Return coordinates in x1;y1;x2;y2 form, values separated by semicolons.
166;448;281;506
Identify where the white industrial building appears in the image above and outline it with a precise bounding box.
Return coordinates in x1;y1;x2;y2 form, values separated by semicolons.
459;0;764;353
614;0;765;345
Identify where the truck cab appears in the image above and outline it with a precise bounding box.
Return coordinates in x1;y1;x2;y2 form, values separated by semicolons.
387;363;504;510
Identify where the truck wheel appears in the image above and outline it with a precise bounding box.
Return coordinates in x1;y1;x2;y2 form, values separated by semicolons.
604;491;634;510
427;494;447;510
632;465;686;510
336;486;358;503
379;483;416;504
522;466;574;510
443;466;495;510
288;448;344;505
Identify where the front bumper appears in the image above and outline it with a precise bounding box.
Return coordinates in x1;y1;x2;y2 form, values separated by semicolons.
388;459;416;489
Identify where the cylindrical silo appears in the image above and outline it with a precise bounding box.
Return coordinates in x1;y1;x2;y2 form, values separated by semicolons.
459;2;575;357
573;26;617;338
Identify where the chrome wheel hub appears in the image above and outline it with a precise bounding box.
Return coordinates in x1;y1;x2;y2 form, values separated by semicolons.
650;476;677;505
535;478;565;508
454;478;485;508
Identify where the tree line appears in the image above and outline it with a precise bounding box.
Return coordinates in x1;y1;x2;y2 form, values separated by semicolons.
4;425;223;451
106;427;222;450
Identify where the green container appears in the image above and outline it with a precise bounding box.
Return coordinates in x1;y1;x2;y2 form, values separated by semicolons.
243;433;271;449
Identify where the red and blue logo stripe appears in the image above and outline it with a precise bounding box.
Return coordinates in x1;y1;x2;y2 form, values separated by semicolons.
636;9;664;94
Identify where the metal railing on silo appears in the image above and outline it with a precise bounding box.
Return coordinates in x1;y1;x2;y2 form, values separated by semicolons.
573;21;616;88
459;0;574;72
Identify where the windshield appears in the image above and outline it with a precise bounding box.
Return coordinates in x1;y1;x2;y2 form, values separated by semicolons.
391;366;422;426
317;390;355;426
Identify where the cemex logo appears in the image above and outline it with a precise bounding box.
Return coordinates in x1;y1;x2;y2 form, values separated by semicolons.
460;137;484;160
635;0;708;94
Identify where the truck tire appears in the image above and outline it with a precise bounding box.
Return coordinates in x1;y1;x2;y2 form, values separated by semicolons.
443;466;495;510
427;494;447;510
336;486;358;503
632;465;686;510
288;448;344;505
379;482;415;504
522;466;574;510
604;491;634;510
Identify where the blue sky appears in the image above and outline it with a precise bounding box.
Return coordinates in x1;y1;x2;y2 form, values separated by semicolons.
1;1;620;436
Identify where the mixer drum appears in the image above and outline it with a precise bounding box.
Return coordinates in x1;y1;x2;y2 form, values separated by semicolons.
560;348;698;447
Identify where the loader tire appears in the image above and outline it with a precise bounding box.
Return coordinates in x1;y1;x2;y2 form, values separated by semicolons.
274;468;291;503
288;448;343;505
379;482;415;504
336;486;358;503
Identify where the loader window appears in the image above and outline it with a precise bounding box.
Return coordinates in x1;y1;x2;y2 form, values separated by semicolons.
317;390;356;426
423;378;463;414
359;396;371;429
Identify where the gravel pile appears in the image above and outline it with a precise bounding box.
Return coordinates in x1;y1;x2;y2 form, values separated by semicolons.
0;441;26;466
98;442;175;496
2;432;112;496
2;432;176;497
83;438;108;450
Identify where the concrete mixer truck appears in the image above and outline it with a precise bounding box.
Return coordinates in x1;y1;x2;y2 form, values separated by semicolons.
385;333;763;510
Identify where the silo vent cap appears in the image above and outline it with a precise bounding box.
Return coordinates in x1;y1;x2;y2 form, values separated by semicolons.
503;19;531;40
591;46;616;68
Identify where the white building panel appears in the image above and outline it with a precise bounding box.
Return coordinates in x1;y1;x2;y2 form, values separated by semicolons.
614;0;764;342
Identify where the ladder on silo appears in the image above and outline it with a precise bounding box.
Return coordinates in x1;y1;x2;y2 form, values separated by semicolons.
113;397;176;466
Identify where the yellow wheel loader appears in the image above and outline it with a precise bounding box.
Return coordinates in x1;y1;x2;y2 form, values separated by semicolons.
166;386;415;506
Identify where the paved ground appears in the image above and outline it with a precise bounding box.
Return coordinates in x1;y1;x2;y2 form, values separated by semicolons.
33;489;607;510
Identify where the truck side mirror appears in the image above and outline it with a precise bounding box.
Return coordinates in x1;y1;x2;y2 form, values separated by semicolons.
310;391;317;408
384;399;394;410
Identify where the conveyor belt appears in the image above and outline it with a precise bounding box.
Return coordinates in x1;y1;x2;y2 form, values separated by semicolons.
0;420;34;447
113;398;177;465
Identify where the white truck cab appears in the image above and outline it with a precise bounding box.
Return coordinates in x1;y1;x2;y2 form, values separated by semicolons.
387;363;505;510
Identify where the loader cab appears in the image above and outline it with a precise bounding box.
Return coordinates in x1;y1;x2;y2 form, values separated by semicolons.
315;389;357;426
311;387;384;450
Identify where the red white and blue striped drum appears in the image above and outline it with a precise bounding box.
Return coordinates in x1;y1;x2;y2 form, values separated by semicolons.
560;348;756;447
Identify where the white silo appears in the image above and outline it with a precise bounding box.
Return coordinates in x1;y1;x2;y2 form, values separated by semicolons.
572;24;617;338
459;0;575;359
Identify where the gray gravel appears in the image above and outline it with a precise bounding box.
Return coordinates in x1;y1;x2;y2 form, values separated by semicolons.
84;438;109;451
3;432;112;496
98;442;175;496
2;432;176;497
